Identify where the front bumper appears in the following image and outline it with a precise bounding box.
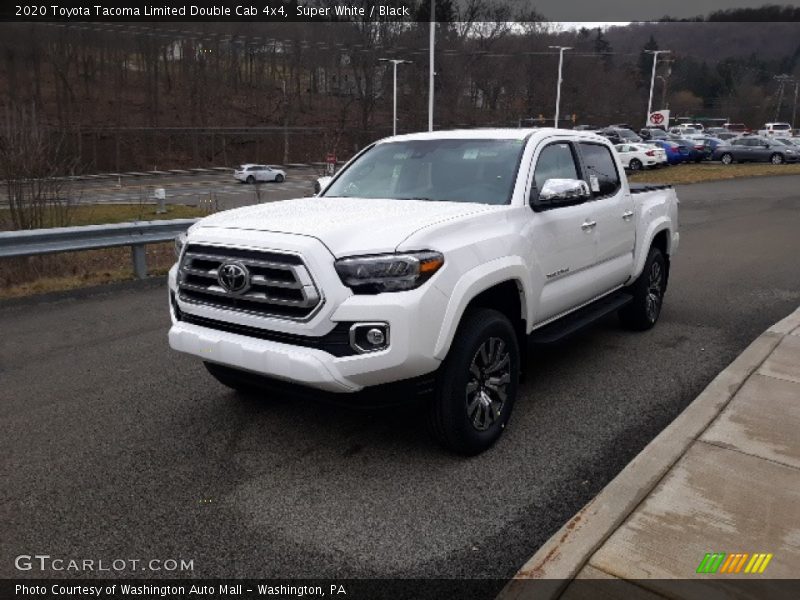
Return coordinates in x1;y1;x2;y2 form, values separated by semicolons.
167;231;449;393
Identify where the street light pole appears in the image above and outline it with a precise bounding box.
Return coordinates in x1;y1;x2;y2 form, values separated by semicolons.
428;0;435;131
379;59;412;136
792;81;798;129
645;50;670;127
548;46;572;128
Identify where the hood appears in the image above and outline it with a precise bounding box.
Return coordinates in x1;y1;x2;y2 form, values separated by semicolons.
194;196;499;257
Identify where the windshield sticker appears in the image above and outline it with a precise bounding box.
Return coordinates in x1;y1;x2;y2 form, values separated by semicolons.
463;149;479;160
590;175;600;192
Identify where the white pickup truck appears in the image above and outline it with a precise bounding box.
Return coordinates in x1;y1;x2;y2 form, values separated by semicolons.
168;129;679;455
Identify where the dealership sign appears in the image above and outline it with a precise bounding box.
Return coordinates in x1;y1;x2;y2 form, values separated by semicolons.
648;110;670;128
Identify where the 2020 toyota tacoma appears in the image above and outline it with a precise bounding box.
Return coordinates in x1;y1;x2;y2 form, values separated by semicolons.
168;128;679;455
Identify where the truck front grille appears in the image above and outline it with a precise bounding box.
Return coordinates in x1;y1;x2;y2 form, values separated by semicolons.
177;244;322;320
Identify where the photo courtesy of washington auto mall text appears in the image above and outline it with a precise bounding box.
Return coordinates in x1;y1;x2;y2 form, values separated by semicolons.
2;0;800;599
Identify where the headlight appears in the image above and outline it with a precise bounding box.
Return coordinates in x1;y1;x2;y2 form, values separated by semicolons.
334;251;444;293
174;232;187;257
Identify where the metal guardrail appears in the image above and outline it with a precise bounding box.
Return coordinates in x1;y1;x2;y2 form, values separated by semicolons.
0;219;198;279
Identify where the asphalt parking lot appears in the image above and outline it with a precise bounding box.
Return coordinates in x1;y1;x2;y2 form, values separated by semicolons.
0;169;322;210
1;175;798;591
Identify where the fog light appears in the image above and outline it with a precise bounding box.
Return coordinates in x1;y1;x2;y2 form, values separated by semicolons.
366;328;385;346
349;323;390;354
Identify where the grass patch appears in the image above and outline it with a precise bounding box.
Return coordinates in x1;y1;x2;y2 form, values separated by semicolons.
0;243;176;300
628;162;800;185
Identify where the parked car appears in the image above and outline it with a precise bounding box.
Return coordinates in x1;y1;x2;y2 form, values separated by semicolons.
774;137;800;147
722;122;748;134
597;127;642;144
169;128;680;455
757;122;793;137
651;139;690;164
234;164;287;184
712;136;799;164
668;135;706;162
705;127;727;136
639;128;668;141
615;143;667;170
669;125;700;136
715;131;739;141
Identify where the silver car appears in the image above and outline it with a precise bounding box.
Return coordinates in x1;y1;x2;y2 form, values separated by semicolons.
712;137;799;165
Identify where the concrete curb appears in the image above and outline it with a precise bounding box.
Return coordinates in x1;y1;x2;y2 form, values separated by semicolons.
498;307;800;600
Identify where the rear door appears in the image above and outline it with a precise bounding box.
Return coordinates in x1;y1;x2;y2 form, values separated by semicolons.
527;139;598;323
576;141;635;292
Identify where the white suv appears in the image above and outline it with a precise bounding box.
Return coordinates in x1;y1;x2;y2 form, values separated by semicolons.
234;164;286;184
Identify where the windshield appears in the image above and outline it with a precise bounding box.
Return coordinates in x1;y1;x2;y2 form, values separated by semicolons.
323;138;526;205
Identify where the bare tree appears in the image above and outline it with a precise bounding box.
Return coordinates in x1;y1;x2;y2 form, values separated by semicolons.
0;106;80;230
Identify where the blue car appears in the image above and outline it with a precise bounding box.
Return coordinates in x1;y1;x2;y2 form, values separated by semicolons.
669;136;706;162
651;139;690;164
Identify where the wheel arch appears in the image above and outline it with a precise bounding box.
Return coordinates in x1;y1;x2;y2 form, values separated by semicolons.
632;225;672;288
433;259;530;362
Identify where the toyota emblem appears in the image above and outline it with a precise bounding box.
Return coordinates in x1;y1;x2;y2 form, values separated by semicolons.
217;262;250;294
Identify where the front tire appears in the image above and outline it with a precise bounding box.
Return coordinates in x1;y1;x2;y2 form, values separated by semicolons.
275;173;285;183
429;309;520;455
619;247;667;331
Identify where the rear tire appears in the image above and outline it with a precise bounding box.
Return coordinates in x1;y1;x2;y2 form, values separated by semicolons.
770;153;784;165
429;309;520;455
619;246;667;331
720;153;733;165
204;362;262;394
246;175;255;184
629;158;643;171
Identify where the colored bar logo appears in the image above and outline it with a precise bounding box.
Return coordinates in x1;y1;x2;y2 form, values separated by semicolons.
696;552;773;574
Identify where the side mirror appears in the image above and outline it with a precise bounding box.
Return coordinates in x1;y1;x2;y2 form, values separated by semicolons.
536;178;591;208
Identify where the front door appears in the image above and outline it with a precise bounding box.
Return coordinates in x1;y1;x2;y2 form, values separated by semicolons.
527;140;598;323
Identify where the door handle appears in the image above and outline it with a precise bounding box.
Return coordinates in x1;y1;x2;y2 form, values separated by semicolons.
581;220;597;231
622;210;634;221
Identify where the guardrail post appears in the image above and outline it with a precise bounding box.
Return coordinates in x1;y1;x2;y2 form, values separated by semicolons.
155;187;166;214
131;244;147;279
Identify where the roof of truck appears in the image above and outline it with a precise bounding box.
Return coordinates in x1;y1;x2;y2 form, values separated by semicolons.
382;128;600;143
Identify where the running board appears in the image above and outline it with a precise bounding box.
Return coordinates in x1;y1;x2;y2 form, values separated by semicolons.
529;292;633;344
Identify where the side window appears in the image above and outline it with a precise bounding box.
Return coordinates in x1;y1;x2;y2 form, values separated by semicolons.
532;142;579;197
577;143;621;198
